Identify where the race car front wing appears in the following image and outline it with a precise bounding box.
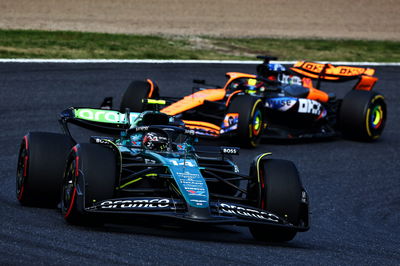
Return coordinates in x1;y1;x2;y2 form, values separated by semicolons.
84;197;309;231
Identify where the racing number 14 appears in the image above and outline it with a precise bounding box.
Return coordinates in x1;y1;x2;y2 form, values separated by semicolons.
170;159;195;167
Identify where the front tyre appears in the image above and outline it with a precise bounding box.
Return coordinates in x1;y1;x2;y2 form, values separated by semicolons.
62;143;117;225
247;157;307;242
339;90;386;141
16;132;74;207
227;95;265;148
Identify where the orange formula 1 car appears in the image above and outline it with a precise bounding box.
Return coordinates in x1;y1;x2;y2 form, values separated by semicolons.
116;56;386;147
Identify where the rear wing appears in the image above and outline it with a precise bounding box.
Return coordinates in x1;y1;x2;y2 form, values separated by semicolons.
59;108;138;134
291;61;378;91
59;107;180;136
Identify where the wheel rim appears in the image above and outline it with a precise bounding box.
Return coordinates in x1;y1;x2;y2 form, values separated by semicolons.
252;109;262;137
365;95;386;139
370;105;383;129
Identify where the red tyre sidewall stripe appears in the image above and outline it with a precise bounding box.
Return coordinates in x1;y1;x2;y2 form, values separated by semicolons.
75;156;80;177
24;135;29;150
23;155;28;177
18;135;29;201
19;155;29;200
64;145;79;218
72;145;79;176
17;186;24;201
64;188;77;219
72;145;78;153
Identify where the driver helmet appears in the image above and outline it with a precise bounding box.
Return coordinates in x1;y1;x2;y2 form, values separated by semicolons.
257;63;286;78
268;63;286;72
142;132;168;151
231;78;258;91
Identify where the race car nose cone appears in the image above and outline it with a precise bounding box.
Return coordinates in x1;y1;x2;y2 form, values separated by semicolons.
187;206;211;220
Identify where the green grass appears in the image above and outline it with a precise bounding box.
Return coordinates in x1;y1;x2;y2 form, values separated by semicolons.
0;29;399;61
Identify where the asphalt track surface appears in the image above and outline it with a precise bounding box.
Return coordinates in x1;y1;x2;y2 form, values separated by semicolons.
0;63;399;265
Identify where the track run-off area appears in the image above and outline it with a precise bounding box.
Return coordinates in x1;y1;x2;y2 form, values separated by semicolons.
0;62;399;265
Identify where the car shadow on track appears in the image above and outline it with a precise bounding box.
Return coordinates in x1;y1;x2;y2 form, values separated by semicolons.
87;217;311;248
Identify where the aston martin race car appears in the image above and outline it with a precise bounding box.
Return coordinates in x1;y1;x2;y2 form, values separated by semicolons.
16;107;309;242
118;56;386;147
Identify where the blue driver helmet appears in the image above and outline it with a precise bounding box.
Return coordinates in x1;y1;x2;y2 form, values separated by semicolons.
268;63;286;72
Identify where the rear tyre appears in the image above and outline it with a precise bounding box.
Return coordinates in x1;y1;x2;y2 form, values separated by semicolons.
227;95;265;148
247;157;303;242
16;132;74;207
339;90;386;141
120;79;159;112
61;143;117;225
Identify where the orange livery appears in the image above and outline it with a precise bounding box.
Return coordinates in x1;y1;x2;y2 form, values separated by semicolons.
115;56;386;147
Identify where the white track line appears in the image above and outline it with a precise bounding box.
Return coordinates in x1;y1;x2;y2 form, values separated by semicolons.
0;58;399;66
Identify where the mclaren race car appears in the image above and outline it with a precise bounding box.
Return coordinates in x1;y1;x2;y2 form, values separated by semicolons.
117;56;386;147
16;107;309;242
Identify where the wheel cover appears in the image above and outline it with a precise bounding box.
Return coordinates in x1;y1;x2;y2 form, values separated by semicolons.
365;95;386;139
252;109;262;136
370;105;383;129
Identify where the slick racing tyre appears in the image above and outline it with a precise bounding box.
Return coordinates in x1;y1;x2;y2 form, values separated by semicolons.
247;156;306;242
62;143;117;225
227;95;265;148
16;132;74;207
339;90;386;141
120;79;159;112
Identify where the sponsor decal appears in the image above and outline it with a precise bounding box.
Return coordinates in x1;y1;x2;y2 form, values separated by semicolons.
175;170;208;201
75;109;139;124
99;198;170;209
221;147;240;155
298;98;322;115
130;133;143;147
187;190;206;196
303;62;324;73
265;97;296;111
227;113;238;126
190;199;208;204
170;161;209;208
135;126;149;131
169;159;196;167
184;129;196;135
336;67;365;76
219;203;281;222
90;136;114;145
144;158;157;164
221;113;239;133
145;99;166;105
189;199;208;206
179;179;206;197
278;74;302;86
302;62;368;76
